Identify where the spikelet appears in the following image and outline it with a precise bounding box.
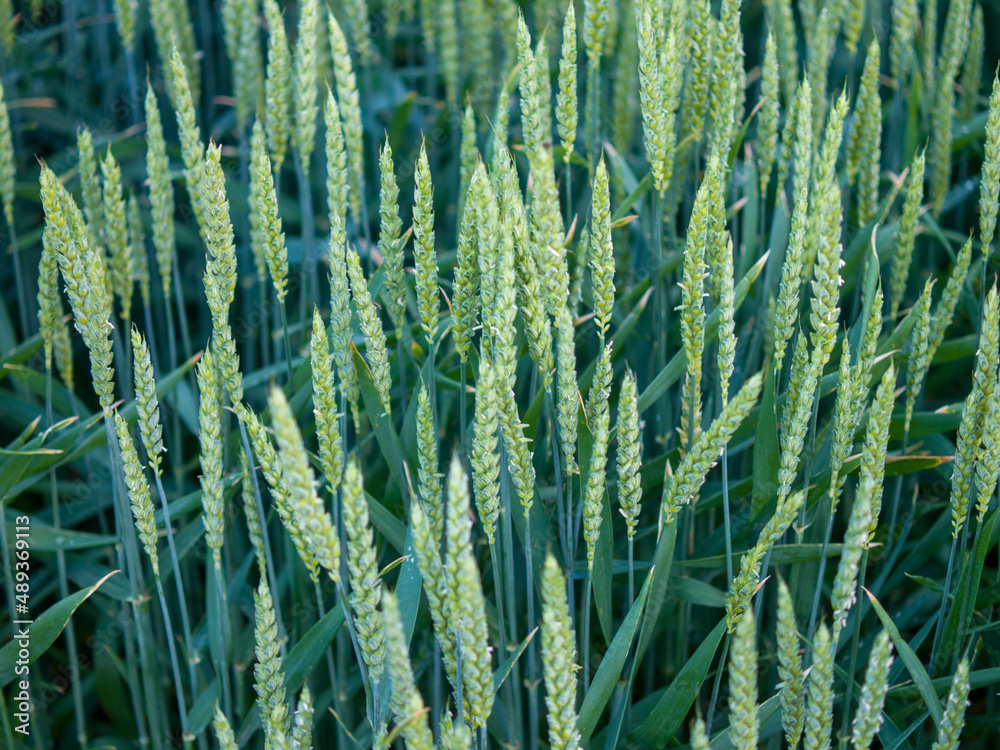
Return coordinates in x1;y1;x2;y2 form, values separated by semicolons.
239;403;321;579
36;221;74;392
778;338;819;507
458;103;477;219
663;373;763;522
758;29;780;201
111;0;135;52
949;388;979;539
839;0;862;53
378;140;406;331
413;140;440;347
454;167;484;363
556;2;578;160
416;385;443;541
115;412;160;578
102;148;133;327
903;279;934;434
440;717;472;750
381;590;435;750
584;0;608;70
418;0;436;54
459;0;492;114
980;68;1000;255
499;383;536;516
310;308;343;495
144;83;176;301
410;498;455;680
169;47;206;237
213;706;238;750
325;91;360;428
972;287;1000;451
291;686;313;750
807;8;836;139
453;518;493;726
248;119;266;286
254;122;288;302
584;345;612;571
591;157;616;339
848;39;883;225
41;166;116;416
864;364;896;542
440;455;472;656
292;0;320;174
728;608;758;750
130;328;164;477
438;0;459;106
826;340;866;516
858;286;884;394
690;717;710;750
929;0;973;217
346;248;392;415
269;386;341;582
930;658;971;750
499;159;555;391
342;456;386;683
654;22;683;195
0;82;12;229
264;0;293;173
472;360;500;543
682;0;714;150
773;81;813;373
475;161;501;361
514;30;568;318
167;0;199;100
890;150;926;320
241;0;265;128
679;155;713;445
890;0;918;86
254;578;289;744
77;128;104;249
851;630;894;750
726;490;806;630
831;475;873;643
201;146;235;324
342;0;372;63
616;370;642;539
197;353;226;563
802;621;835;750
959;5;984;124
556;303;579;474
710;0;743;153
329;12;365;223
241;450;268;579
0;0;13;53
717;234;737;404
807;91;849;367
540;553;581;750
974;373;1000;523
490;83;511;165
776;576;805;748
636;1;669;195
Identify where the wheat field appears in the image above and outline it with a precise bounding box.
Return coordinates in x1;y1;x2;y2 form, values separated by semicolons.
0;0;997;748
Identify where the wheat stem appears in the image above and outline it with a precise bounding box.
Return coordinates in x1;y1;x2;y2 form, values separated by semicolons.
152;470;200;692
155;576;191;744
45;372;86;747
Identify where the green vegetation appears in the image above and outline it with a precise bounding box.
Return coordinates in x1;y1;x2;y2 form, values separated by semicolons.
0;1;997;748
